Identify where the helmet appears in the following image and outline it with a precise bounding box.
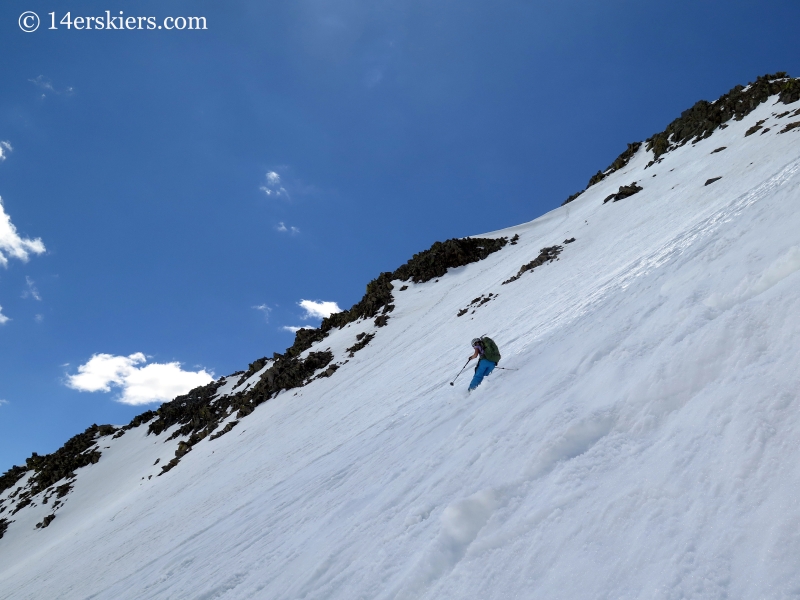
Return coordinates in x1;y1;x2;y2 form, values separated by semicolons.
471;337;482;346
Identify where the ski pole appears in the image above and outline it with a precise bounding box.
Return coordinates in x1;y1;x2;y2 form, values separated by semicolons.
449;358;473;386
494;367;517;371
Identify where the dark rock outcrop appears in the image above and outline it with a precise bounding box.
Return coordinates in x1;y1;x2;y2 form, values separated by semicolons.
780;121;800;134
149;349;336;473
586;142;643;189
12;424;114;500
745;120;767;137
604;183;643;204
562;143;642;206
0;466;28;496
456;293;497;316
646;73;800;159
346;333;375;357
503;245;564;284
563;73;800;206
35;514;55;529
561;191;584;206
393;237;509;284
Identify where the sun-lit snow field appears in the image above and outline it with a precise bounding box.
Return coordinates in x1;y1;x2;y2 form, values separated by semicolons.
3;99;800;599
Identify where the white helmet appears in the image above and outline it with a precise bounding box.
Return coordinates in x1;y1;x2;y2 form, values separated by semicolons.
471;337;482;346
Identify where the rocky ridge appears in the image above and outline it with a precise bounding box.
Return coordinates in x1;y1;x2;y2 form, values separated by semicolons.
0;235;509;517
562;72;800;206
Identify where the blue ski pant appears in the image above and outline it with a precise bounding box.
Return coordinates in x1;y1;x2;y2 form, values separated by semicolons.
469;358;496;390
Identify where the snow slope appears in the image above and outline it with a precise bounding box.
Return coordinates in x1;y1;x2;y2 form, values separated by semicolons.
3;95;800;599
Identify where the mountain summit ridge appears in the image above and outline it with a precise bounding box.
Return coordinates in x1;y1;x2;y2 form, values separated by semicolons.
2;73;800;599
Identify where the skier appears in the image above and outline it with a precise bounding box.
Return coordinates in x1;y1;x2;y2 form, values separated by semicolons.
468;336;501;391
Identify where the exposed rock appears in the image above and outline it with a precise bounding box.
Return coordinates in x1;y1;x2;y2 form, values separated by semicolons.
0;518;9;539
587;142;643;188
123;411;156;431
11;495;31;515
175;441;192;459
457;293;497;316
779;121;800;134
2;423;117;517
646;73;800;159
35;514;55;529
346;333;375;357
55;482;73;499
319;365;339;378
158;458;181;475
564;238;576;244
146;349;335;470
564;74;799;209
562;142;642;206
392;237;509;284
603;183;643;203
745;120;766;136
236;358;270;383
510;234;520;245
0;465;28;496
561;190;584;206
705;177;723;186
503;246;564;284
711;147;727;154
209;420;239;441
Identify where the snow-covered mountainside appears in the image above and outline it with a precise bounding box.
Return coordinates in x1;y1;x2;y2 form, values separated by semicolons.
3;73;800;599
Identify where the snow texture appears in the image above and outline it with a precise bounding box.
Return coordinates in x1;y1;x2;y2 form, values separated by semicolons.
3;97;800;599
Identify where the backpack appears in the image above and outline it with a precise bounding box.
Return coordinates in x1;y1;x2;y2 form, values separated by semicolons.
481;337;501;364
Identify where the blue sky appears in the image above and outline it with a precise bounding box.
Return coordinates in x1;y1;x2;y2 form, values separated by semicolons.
1;0;799;471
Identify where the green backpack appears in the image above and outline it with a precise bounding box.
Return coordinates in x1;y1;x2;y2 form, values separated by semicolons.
481;337;501;364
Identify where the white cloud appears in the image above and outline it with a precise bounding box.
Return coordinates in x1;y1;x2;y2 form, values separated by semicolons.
260;170;289;199
299;299;342;320
0;399;8;406
22;276;41;300
0;141;11;161
282;325;314;333
0;197;46;267
253;303;272;322
29;75;56;92
34;314;43;323
66;352;214;405
0;306;8;325
276;222;300;234
28;76;74;97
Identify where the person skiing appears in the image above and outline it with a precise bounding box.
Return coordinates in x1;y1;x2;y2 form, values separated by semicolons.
468;336;501;391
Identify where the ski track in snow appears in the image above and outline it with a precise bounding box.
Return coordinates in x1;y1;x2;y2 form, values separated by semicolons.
3;96;800;599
